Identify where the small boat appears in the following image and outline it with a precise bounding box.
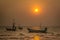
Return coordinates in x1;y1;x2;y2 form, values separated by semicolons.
6;19;16;31
28;27;47;33
18;26;23;30
6;26;16;31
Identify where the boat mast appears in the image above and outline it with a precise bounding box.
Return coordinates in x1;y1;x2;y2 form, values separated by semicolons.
12;19;15;28
40;22;42;28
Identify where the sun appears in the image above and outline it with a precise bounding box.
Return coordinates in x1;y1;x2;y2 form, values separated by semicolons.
33;8;39;15
31;5;42;15
34;8;39;13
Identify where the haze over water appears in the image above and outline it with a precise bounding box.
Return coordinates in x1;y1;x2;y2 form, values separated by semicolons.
0;0;60;40
0;0;60;26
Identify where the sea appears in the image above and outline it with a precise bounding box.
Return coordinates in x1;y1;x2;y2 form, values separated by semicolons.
0;26;60;40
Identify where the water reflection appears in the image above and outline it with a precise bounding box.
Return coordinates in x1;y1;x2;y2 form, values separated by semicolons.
34;35;40;40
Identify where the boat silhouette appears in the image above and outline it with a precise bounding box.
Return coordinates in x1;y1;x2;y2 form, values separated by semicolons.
28;27;47;33
6;19;16;31
18;26;23;30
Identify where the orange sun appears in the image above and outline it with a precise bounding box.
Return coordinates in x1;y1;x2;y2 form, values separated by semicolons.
31;5;42;15
33;8;39;15
34;8;39;13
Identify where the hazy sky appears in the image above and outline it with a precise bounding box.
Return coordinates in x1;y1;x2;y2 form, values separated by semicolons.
0;0;60;26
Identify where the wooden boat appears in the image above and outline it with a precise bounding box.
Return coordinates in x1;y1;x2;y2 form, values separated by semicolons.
6;26;16;31
28;27;47;33
6;19;16;31
18;26;23;30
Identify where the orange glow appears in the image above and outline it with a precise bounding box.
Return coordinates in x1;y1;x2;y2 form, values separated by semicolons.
30;4;43;15
32;6;42;15
33;8;39;15
34;35;40;40
34;8;39;13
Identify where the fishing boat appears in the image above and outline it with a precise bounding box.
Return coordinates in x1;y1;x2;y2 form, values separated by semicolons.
18;26;23;30
6;19;16;31
28;23;47;33
28;27;47;33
